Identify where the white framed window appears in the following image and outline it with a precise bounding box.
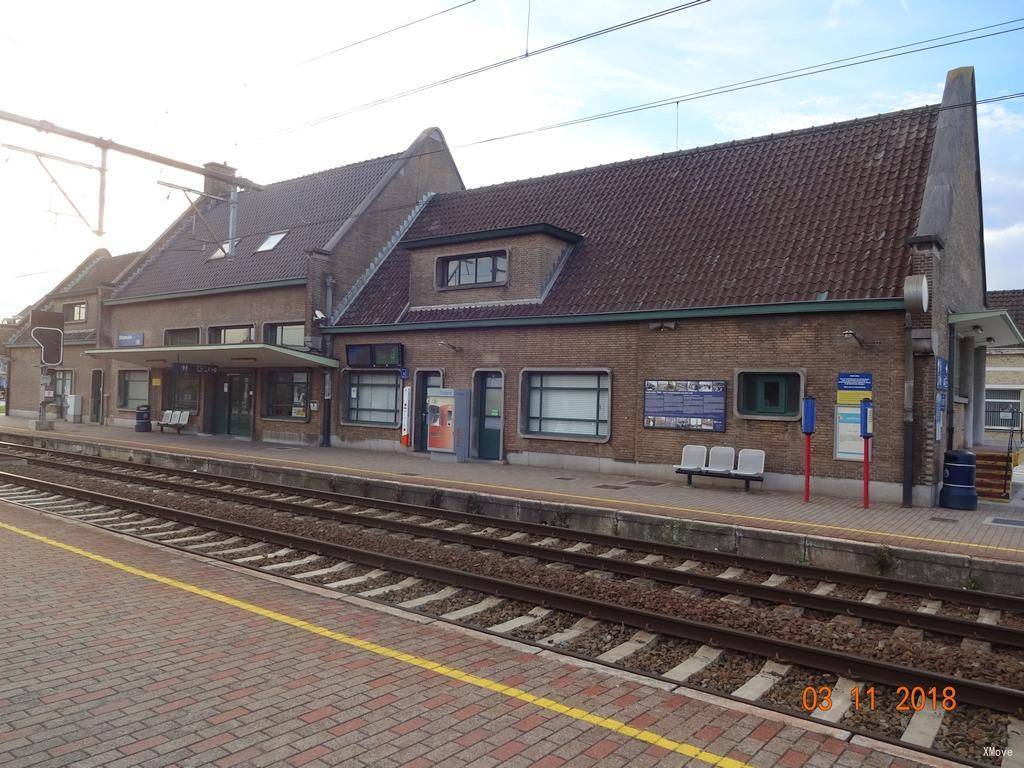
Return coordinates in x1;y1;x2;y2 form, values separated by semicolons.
346;371;400;425
523;370;609;440
985;388;1021;430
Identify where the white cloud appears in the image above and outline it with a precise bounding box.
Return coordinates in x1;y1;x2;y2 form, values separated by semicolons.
985;223;1024;290
979;104;1024;134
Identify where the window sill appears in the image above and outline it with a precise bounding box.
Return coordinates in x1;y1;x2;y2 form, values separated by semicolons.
262;416;311;424
340;420;400;429
436;280;508;292
519;431;610;444
735;412;801;422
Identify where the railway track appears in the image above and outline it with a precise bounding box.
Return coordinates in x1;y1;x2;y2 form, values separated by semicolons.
0;445;1022;766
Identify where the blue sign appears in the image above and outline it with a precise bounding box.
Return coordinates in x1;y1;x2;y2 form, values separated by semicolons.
117;332;144;348
642;380;726;432
837;372;873;391
399;367;410;380
936;357;949;391
172;362;218;375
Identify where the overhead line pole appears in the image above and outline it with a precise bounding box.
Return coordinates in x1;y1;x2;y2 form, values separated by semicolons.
0;109;264;191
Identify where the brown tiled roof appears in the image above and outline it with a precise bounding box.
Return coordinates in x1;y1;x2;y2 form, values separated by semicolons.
113;153;402;299
338;106;939;327
51;250;141;296
6;249;141;346
988;289;1024;335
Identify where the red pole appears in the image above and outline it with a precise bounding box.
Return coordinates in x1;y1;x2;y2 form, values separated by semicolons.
863;437;870;508
804;433;811;502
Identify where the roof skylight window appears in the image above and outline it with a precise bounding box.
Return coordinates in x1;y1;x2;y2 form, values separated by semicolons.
255;231;288;252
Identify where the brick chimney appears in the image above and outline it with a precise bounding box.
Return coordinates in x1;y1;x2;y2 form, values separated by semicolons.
202;161;237;198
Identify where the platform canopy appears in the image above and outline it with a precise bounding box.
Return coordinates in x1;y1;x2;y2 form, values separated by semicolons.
84;344;339;368
948;310;1024;348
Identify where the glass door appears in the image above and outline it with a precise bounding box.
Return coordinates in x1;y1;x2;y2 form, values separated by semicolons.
477;372;503;460
228;374;254;437
90;370;103;423
415;371;442;451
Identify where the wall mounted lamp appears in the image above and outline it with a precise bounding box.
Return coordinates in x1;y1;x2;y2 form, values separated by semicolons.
842;329;865;348
438;340;462;353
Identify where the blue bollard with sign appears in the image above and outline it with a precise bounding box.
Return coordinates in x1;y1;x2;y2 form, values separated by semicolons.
860;398;873;508
801;396;816;502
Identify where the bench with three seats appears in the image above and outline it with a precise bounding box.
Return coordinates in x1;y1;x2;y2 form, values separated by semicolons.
672;445;765;491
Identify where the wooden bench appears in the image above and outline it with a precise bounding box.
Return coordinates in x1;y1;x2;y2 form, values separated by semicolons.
157;410;189;434
673;445;765;491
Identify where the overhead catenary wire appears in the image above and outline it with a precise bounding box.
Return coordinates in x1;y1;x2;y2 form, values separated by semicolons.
285;0;710;132
466;19;1024;146
299;0;478;65
183;90;1024;247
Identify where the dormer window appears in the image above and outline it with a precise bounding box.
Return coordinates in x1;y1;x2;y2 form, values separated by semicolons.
438;251;508;289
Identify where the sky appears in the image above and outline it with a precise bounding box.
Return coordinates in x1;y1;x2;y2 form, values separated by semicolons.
0;0;1021;318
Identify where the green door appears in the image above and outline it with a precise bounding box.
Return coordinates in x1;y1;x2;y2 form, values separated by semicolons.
213;373;253;437
229;374;254;437
477;372;503;460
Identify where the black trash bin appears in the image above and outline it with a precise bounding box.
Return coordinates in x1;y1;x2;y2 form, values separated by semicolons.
135;404;152;433
938;449;977;510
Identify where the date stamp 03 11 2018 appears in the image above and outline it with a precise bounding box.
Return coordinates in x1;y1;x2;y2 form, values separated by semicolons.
802;685;1014;759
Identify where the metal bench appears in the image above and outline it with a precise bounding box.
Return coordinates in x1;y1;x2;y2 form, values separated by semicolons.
673;445;765;491
157;410;189;434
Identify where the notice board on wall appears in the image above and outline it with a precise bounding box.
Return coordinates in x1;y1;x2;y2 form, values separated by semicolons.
642;380;726;432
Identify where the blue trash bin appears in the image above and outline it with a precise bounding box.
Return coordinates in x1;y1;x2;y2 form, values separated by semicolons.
938;449;977;510
135;404;152;433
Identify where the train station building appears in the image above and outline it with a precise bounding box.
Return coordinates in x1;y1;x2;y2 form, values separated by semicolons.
3;67;1020;505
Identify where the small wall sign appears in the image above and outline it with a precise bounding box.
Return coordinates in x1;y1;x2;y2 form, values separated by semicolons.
117;332;144;348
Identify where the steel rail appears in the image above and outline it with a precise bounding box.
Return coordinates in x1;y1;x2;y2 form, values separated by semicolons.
1;469;1022;714
3;439;1023;612
19;453;1024;649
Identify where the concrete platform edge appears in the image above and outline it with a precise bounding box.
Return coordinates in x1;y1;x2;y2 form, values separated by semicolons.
3;429;1021;595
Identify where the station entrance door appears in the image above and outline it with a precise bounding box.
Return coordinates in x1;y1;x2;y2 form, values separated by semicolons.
213;373;254;437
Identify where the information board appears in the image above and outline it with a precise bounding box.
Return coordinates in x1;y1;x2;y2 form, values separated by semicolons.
642;380;726;432
836;372;873;405
936;357;949;391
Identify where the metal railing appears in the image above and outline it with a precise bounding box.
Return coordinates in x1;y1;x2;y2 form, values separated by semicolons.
984;406;1022;499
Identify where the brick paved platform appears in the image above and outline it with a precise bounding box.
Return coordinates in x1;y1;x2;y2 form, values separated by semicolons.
0;502;929;768
1;416;1022;565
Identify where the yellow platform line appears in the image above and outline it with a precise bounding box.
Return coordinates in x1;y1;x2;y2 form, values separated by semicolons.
0;519;752;768
4;424;1022;557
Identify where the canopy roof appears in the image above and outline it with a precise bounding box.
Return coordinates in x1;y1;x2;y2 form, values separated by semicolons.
84;344;339;368
948;310;1024;349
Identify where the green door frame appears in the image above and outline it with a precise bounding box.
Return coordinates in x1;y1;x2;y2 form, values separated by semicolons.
476;370;503;460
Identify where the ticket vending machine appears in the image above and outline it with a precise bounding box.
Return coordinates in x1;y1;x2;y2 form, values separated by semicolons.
426;388;470;462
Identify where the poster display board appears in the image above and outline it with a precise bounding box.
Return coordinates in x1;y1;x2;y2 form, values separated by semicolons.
426;387;456;452
935;357;948;440
642;379;726;432
834;406;863;460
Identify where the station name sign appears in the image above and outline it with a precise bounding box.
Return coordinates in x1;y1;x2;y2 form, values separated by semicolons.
117;331;144;348
172;362;219;375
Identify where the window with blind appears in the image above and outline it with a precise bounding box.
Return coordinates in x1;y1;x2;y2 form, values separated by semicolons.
164;328;200;346
346;371;400;425
524;371;609;439
985;388;1021;430
118;370;149;409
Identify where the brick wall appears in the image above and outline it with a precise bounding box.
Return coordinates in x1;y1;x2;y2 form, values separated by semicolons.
327;131;464;318
984;350;1024;445
407;234;567;309
333;309;908;484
